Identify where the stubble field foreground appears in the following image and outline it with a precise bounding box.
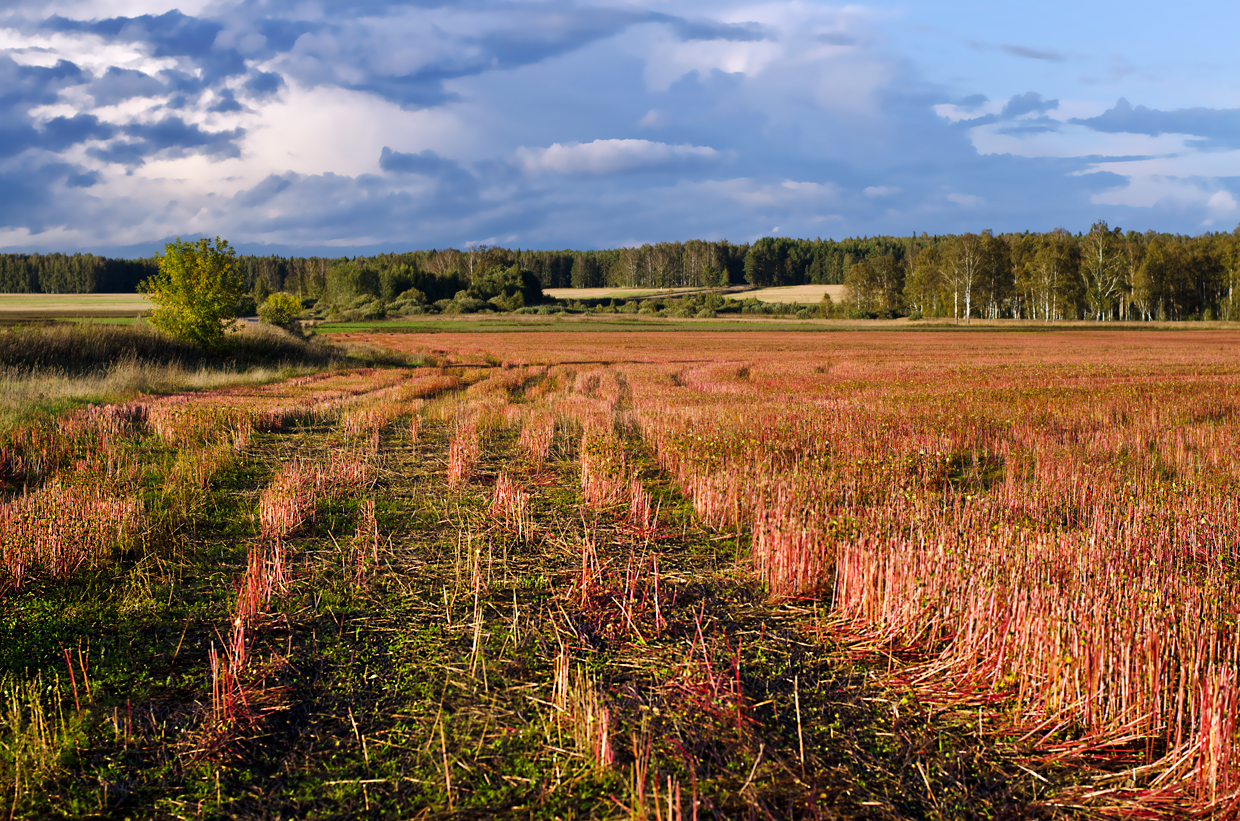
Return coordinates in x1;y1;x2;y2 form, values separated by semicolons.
3;328;1239;819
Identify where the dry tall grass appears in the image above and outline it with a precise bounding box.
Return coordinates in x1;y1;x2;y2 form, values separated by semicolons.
0;322;394;430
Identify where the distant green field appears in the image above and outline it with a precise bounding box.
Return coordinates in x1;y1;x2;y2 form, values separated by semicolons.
0;293;150;320
543;287;710;300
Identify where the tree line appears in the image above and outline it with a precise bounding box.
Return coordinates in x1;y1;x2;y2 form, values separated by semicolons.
0;238;902;296
850;224;1240;322
4;225;1239;321
0;253;158;293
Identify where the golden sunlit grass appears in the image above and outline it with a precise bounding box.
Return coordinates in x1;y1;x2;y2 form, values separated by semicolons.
735;284;846;303
0;322;400;430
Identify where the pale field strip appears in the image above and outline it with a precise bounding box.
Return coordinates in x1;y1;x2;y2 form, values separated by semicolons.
0;293;152;316
738;284;846;304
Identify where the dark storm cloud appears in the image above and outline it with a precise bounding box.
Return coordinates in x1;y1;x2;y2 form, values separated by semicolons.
0;56;87;109
42;11;222;59
1002;92;1058;118
1072;99;1240;149
378;148;479;200
88;67;166;106
208;89;244;113
0;162;101;231
665;19;770;42
233;173;295;208
255;18;321;52
40;114;116;150
996;121;1060;136
268;3;775;110
380;147;463;176
951;113;998;129
0;56;95;157
66;170;102;188
219;169;497;242
244;71;284;97
86;117;244;166
42;11;244;82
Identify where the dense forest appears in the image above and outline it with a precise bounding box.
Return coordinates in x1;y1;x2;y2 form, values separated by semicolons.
3;224;1239;320
0;254;159;294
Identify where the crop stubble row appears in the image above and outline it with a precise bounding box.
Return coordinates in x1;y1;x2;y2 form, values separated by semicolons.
5;328;1240;815
338;328;1240;813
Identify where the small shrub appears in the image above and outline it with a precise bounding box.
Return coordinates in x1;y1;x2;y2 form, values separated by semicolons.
258;293;304;331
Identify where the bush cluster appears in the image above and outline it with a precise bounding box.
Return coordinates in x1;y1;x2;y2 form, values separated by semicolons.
563;291;826;319
298;264;543;322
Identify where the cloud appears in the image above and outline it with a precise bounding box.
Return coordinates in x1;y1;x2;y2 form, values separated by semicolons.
515;139;724;176
817;32;857;46
956;94;989;111
1208;190;1238;213
39;113;116;150
0;56;93;157
86;116;243;165
88;66;165;105
269;4;662;110
0;161;103;233
42;11;244;80
210;168;502;247
43;11;215;57
1072;98;1240;149
946;192;984;207
1000;44;1063;62
243;71;283;97
666;19;770;43
231;173;294;208
638;108;664;127
379;146;462;176
3;1;1240;251
207;88;243;112
1002;92;1058;118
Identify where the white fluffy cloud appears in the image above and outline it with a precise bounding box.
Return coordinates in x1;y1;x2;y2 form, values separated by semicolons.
515;139;724;176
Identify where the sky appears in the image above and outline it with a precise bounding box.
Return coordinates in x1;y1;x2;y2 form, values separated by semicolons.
2;0;1240;256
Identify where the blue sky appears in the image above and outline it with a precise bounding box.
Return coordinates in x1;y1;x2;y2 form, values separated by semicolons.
2;0;1239;255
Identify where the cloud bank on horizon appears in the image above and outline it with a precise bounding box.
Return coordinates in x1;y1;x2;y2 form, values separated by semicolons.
2;0;1239;254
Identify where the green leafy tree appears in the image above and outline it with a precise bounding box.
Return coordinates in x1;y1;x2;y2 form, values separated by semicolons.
1080;220;1124;320
258;292;304;331
1029;229;1077;322
904;245;944;317
139;237;244;347
844;254;903;317
943;233;986;324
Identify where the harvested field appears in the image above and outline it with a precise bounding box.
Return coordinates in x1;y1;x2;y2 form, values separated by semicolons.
0;293;151;320
737;284;847;304
4;328;1240;818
